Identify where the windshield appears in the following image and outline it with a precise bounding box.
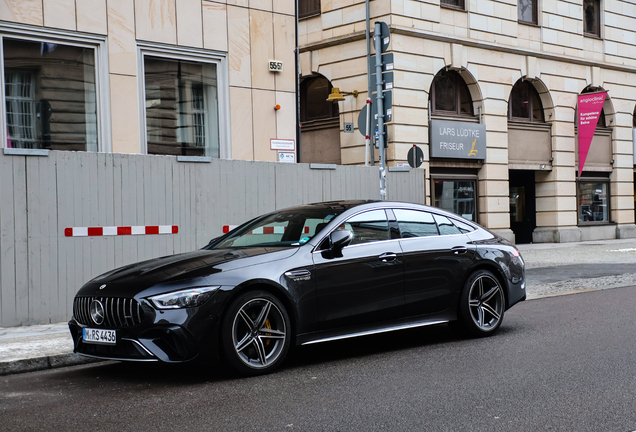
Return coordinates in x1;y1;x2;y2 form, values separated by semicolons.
210;206;347;249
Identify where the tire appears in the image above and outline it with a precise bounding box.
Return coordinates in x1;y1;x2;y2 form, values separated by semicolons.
221;290;291;376
455;269;505;337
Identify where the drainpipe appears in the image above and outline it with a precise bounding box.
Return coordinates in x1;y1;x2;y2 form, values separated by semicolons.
295;0;301;162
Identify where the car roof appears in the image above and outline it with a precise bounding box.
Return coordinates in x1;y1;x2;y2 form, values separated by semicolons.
283;200;471;223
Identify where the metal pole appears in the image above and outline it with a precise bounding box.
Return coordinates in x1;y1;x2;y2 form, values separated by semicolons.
366;0;374;166
295;0;301;162
374;22;387;200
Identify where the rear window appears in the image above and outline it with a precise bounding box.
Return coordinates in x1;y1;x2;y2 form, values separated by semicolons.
451;218;476;233
433;214;462;236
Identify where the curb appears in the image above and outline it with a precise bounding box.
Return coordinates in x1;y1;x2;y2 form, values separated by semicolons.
0;353;104;376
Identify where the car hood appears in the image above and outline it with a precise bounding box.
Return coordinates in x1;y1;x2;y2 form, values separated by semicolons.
88;247;297;288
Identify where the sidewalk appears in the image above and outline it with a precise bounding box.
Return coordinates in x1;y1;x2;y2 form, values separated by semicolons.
1;237;636;376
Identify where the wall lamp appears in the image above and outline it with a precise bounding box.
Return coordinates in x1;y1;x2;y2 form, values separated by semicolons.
326;88;359;103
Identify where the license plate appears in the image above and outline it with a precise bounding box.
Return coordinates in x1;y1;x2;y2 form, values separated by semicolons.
83;328;117;345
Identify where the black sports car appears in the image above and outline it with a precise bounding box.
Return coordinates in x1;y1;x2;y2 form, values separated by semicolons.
68;200;526;375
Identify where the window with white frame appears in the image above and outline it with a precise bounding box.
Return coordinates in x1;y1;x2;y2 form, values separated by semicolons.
3;38;99;151
143;56;220;157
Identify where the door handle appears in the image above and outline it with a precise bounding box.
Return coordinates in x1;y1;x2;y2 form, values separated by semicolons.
451;246;467;255
379;253;397;262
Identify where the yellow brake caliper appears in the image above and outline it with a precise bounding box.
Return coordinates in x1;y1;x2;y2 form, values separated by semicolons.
264;319;272;346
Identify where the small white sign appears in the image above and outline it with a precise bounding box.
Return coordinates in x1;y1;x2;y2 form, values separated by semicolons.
271;139;295;150
278;151;295;163
396;162;408;167
385;82;393;90
269;60;283;72
386;63;394;70
344;123;354;133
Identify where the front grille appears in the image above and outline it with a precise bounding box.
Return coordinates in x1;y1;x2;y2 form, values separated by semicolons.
73;296;145;327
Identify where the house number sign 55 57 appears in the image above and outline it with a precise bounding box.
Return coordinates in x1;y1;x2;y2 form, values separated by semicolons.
269;60;283;72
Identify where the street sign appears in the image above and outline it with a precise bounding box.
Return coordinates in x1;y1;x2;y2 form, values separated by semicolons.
357;104;378;136
383;71;394;90
369;53;394;74
374;21;390;53
407;145;424;168
371;90;392;122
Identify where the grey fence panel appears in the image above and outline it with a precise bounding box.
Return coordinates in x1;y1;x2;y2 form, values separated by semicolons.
0;154;17;325
0;152;427;326
386;169;426;203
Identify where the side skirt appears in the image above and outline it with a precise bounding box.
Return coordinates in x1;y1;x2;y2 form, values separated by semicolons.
299;318;450;346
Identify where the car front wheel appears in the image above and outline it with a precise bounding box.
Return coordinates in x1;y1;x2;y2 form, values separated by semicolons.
221;290;291;375
455;269;505;337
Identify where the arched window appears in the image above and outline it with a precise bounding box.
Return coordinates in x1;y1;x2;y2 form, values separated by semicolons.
299;75;341;165
430;70;473;116
508;80;544;122
300;75;338;123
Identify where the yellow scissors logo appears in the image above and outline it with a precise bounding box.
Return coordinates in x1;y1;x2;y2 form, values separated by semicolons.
468;138;478;157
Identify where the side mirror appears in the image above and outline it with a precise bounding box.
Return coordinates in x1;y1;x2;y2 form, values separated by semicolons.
329;229;353;251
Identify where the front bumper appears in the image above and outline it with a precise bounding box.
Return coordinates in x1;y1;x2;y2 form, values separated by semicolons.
68;321;207;362
68;296;225;364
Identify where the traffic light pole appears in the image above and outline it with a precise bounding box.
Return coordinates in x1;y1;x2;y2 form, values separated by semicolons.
374;22;387;200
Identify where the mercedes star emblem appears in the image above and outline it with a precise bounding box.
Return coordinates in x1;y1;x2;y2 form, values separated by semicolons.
90;300;105;325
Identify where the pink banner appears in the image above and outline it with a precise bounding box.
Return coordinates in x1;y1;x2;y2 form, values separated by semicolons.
577;92;607;177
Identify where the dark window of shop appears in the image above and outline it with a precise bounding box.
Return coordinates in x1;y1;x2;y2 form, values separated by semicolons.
509;80;544;122
430;70;473;117
441;0;465;10
518;0;537;24
583;0;601;37
577;174;610;224
432;177;477;222
4;38;98;151
299;0;321;19
300;76;338;122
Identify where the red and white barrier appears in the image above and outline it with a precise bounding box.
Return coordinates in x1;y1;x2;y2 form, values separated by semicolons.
65;225;178;237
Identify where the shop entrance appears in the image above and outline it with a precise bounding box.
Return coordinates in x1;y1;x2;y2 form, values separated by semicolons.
509;170;536;244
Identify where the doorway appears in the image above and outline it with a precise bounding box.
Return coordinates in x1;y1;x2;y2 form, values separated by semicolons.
509;170;536;244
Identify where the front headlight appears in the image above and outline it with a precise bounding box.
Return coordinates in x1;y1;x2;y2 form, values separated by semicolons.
149;286;220;309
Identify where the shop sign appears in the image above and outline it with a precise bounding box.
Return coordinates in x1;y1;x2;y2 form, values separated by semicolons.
271;139;295;151
577;91;607;177
429;120;486;160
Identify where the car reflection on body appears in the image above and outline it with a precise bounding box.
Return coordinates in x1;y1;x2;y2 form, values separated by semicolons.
68;200;526;375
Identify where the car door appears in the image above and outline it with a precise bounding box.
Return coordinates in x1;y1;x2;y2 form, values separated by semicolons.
395;209;475;317
312;209;405;331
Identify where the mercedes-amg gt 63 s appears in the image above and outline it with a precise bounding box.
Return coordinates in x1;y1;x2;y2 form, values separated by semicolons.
69;200;526;375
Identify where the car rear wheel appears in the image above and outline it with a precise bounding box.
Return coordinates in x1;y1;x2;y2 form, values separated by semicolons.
221;290;291;375
455;269;505;337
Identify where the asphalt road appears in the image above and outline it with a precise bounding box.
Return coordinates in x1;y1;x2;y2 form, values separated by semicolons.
2;286;636;432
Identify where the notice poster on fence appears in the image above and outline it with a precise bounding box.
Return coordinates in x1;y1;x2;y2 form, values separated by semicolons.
577;92;607;177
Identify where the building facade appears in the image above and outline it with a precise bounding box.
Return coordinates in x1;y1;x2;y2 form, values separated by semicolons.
298;0;636;243
0;0;297;162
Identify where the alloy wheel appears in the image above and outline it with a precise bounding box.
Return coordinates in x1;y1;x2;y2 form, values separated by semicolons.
231;298;287;369
467;274;503;332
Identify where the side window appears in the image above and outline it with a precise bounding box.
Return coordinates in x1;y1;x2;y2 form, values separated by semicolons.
450;218;476;234
433;214;462;236
345;210;390;245
394;209;439;238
